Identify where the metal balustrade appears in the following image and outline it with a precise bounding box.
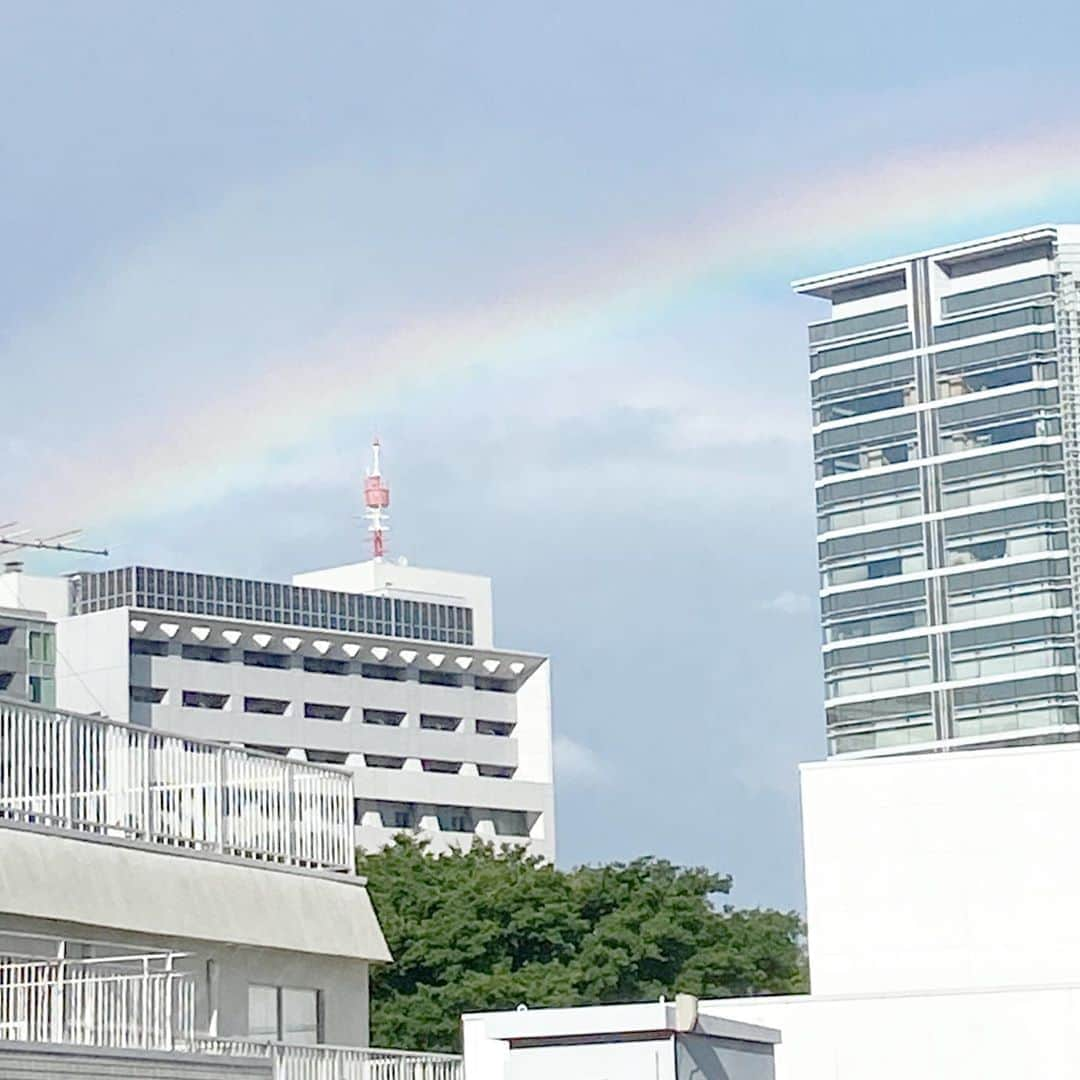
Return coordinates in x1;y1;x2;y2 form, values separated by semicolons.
0;699;354;872
0;954;194;1051
196;1038;463;1080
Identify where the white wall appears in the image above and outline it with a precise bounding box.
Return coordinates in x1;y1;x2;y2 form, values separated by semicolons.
0;571;70;621
54;607;131;720
702;985;1080;1080
801;743;1080;995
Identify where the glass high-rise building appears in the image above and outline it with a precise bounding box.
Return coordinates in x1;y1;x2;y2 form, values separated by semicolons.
797;225;1080;756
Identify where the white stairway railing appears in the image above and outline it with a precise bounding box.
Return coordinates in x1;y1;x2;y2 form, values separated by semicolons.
0;699;354;872
0;955;194;1051
196;1038;463;1080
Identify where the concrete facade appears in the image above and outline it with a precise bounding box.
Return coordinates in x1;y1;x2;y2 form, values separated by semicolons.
0;819;389;1045
0;558;555;860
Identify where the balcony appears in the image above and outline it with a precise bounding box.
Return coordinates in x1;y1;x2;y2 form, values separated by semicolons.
0;942;462;1079
0;949;194;1051
197;1038;463;1079
0;698;354;872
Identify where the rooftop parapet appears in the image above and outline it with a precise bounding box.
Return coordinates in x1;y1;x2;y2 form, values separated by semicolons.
0;699;354;873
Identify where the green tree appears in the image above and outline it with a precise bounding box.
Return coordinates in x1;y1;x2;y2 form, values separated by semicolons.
358;837;807;1052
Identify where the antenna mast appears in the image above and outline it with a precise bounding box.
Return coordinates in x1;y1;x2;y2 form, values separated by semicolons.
0;524;108;558
363;439;390;561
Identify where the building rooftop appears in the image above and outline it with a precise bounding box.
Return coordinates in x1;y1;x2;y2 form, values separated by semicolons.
71;565;476;646
792;223;1071;298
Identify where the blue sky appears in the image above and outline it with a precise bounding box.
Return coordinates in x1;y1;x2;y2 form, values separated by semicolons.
5;2;1080;911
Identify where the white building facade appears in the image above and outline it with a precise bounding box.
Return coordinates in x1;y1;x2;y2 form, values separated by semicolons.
0;558;555;860
800;225;1080;757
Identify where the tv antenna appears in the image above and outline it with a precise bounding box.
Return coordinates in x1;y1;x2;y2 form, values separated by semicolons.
0;523;109;558
363;438;391;561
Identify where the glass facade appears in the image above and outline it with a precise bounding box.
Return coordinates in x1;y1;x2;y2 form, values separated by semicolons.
71;566;474;645
805;228;1080;756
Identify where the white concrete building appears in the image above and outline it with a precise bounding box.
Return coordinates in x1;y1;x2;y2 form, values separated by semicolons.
463;997;779;1080
801;225;1080;757
0;695;461;1079
0;557;555;860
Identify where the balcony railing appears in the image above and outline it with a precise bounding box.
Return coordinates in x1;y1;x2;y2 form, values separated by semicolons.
0;699;354;872
0;953;194;1051
196;1038;463;1080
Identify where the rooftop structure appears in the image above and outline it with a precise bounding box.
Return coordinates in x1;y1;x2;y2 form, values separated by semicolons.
799;224;1080;757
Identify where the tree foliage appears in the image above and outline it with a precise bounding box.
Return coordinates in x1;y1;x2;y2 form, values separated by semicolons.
358;837;807;1052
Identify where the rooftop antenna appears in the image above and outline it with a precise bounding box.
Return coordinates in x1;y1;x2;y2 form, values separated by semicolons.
0;524;108;558
363;438;390;561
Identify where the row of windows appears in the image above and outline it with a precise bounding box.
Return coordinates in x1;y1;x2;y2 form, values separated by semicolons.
811;331;914;373
135;685;515;733
941;274;1055;317
821;558;1073;643
129;638;518;692
932;302;1054;345
808;305;909;346
354;799;533;836
826;673;1079;753
73;566;475;645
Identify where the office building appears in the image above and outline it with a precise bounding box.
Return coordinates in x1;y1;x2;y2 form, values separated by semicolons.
0;556;554;859
798;224;1080;756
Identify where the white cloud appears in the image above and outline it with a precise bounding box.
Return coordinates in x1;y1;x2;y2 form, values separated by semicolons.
554;734;607;786
765;591;814;615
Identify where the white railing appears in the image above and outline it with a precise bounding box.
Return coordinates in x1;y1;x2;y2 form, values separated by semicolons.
0;954;194;1051
0;699;354;872
196;1038;463;1080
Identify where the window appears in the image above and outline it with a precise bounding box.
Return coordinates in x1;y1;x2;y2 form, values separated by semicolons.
243;650;291;669
182;690;229;710
362;708;404;727
422;759;462;773
419;714;461;731
304;702;348;721
181;644;230;663
942;274;1055;317
28;675;55;707
365;754;406;769
419;669;462;687
28;630;54;663
130;638;169;657
810;331;913;373
474;676;515;694
476;719;514;737
437;807;474;832
307;749;348;765
303;656;349;675
808;305;908;346
0;627;13;645
361;663;406;682
490;809;530;837
130;686;167;704
245;696;290;715
933;303;1054;344
478;764;516;779
248;985;322;1046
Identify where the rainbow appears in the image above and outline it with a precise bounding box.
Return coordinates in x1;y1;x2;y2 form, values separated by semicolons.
30;126;1080;533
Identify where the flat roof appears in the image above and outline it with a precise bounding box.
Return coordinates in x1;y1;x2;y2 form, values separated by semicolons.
792;223;1065;298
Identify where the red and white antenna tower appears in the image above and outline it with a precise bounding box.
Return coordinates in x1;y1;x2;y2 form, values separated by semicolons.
363;438;390;560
